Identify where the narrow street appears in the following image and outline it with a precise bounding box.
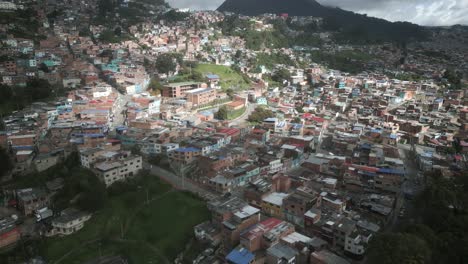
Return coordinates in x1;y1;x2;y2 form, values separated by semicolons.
144;162;218;201
386;146;424;230
109;93;130;130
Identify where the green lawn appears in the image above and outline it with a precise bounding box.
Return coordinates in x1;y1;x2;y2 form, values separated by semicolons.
195;64;250;90
227;107;246;120
40;176;210;264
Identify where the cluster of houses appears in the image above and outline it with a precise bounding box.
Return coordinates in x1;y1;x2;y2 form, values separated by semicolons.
181;71;467;263
1;0;467;262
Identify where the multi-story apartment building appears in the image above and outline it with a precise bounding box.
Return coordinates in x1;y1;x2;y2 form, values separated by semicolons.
208;197;261;252
162;82;205;98
261;192;289;219
185;88;217;106
94;155;142;187
283;187;321;227
168;147;201;164
16;188;50;216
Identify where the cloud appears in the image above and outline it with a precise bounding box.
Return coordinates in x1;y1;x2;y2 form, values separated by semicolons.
165;0;468;26
317;0;468;26
167;0;223;10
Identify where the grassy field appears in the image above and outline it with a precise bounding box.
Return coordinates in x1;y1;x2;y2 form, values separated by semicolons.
39;175;210;264
195;64;250;90
227;107;246;120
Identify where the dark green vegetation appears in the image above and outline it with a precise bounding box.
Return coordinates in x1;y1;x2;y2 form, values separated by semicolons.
96;0;168;26
271;68;292;83
367;171;468;264
248;106;274;123
5;152;107;212
39;189;209;264
1;153;210;263
0;8;45;41
0;78;60;115
255;53;297;69
309;50;373;74
98;29;132;44
215;105;246;120
158;9;190;23
200;15;319;52
442;68;464;89
155;53;183;75
0;147;12;179
217;0;427;44
218;16;288;51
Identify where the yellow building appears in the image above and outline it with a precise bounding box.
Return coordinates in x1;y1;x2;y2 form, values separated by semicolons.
261;192;289;218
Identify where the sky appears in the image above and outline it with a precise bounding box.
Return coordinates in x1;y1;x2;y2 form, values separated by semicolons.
166;0;468;26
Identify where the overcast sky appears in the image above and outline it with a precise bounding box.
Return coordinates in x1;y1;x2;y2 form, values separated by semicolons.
166;0;468;26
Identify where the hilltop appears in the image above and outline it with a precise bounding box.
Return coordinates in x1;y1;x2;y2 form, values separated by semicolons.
217;0;427;43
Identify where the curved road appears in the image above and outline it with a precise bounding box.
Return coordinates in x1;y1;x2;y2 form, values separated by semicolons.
229;102;256;127
144;163;218;201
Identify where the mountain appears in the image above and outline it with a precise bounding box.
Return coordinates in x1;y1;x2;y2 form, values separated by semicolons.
217;0;427;43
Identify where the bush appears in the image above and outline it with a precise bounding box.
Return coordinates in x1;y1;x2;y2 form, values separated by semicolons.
248;107;274;123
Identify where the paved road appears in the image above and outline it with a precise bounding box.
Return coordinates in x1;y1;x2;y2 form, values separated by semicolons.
145;163;218;201
109;94;130;130
229;102;256;127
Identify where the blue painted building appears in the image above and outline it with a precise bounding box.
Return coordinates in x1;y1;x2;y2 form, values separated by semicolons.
226;247;255;264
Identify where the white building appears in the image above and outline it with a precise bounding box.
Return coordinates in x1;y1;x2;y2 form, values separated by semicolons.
141;141;179;156
80;148;106;168
94;155;143;187
0;1;17;10
344;231;371;257
47;208;91;237
148;99;161;115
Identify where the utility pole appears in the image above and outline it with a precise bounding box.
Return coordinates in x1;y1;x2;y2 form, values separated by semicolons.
120;219;124;239
146;188;149;205
179;164;185;190
182;168;185;190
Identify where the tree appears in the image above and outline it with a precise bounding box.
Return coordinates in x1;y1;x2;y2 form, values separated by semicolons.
226;88;234;98
443;69;462;89
148;77;163;93
295;106;304;113
0;84;12;104
159;9;189;23
38;63;50;73
27;78;52;101
248;107;274;123
215;106;228;120
367;233;431;264
272;68;291;83
98;0;115;17
155;53;177;75
0;147;12;179
380;172;468;264
292;117;302;123
114;27;122;37
148;154;165;166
